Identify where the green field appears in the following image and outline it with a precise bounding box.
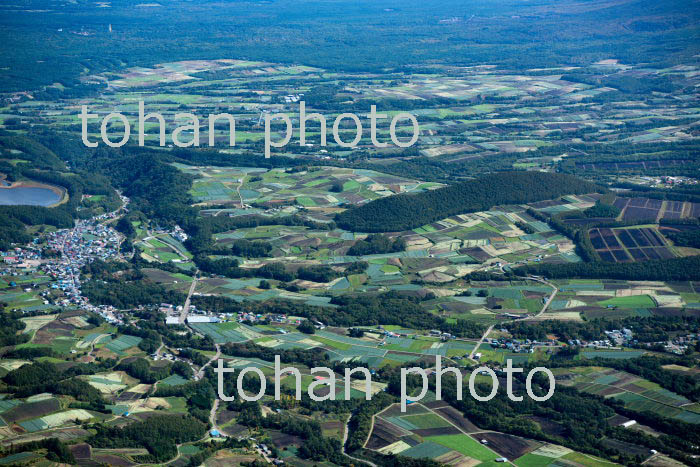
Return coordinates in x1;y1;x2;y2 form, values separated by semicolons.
428;434;498;461
598;295;656;308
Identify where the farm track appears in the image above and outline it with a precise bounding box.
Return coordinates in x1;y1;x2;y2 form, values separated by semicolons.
209;398;220;435
526;276;559;319
342;413;378;467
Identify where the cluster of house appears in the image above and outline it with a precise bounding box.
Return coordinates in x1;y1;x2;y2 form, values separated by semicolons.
561;328;635;349
152;350;176;362
1;214;125;315
238;311;266;323
1;247;42;269
488;338;541;353
428;329;456;340
635;333;700;355
604;328;634;346
242;312;304;326
1;223;127;325
665;334;699;354
41;219;122;308
660;176;697;186
152;224;188;243
282;93;303;103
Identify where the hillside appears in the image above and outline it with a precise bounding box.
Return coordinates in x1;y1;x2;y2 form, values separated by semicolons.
335;171;601;232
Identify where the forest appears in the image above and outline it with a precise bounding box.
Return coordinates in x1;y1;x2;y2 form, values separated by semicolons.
515;255;700;281
193;291;486;338
507;315;700;344
89;415;206;462
665;229;700;249
336;172;601;232
347;234;406;256
1;0;697;93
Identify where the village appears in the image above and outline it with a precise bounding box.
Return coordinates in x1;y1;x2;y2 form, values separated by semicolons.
0;195;130;325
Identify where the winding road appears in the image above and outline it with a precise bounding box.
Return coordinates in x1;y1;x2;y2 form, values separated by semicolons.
341;414;378;467
196;343;221;380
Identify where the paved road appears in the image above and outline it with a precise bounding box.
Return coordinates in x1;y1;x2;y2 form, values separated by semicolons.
469;324;495;361
179;272;199;324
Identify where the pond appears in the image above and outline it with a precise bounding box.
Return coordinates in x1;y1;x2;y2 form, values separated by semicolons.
0;186;62;206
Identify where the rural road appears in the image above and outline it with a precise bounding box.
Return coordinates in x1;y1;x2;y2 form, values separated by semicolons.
341;414;378;467
179;271;199;324
469;324;494;361
468;274;557;361
235;177;245;208
209;398;220;434
525;276;558;319
196;343;221;380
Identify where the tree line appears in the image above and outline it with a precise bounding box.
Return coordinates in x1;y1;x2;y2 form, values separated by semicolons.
335;172;601;232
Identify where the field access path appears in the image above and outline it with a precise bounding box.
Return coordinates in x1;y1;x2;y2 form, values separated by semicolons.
342;413;378;467
525;275;559;319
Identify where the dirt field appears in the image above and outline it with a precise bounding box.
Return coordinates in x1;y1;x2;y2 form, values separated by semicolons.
269;431;305;448
205;451;258;467
2;398;60;423
366;418;406;449
527;416;566;436
70;443;91;459
413;426;462;437
434;406;480;433
475;432;539;459
92;453;135;466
